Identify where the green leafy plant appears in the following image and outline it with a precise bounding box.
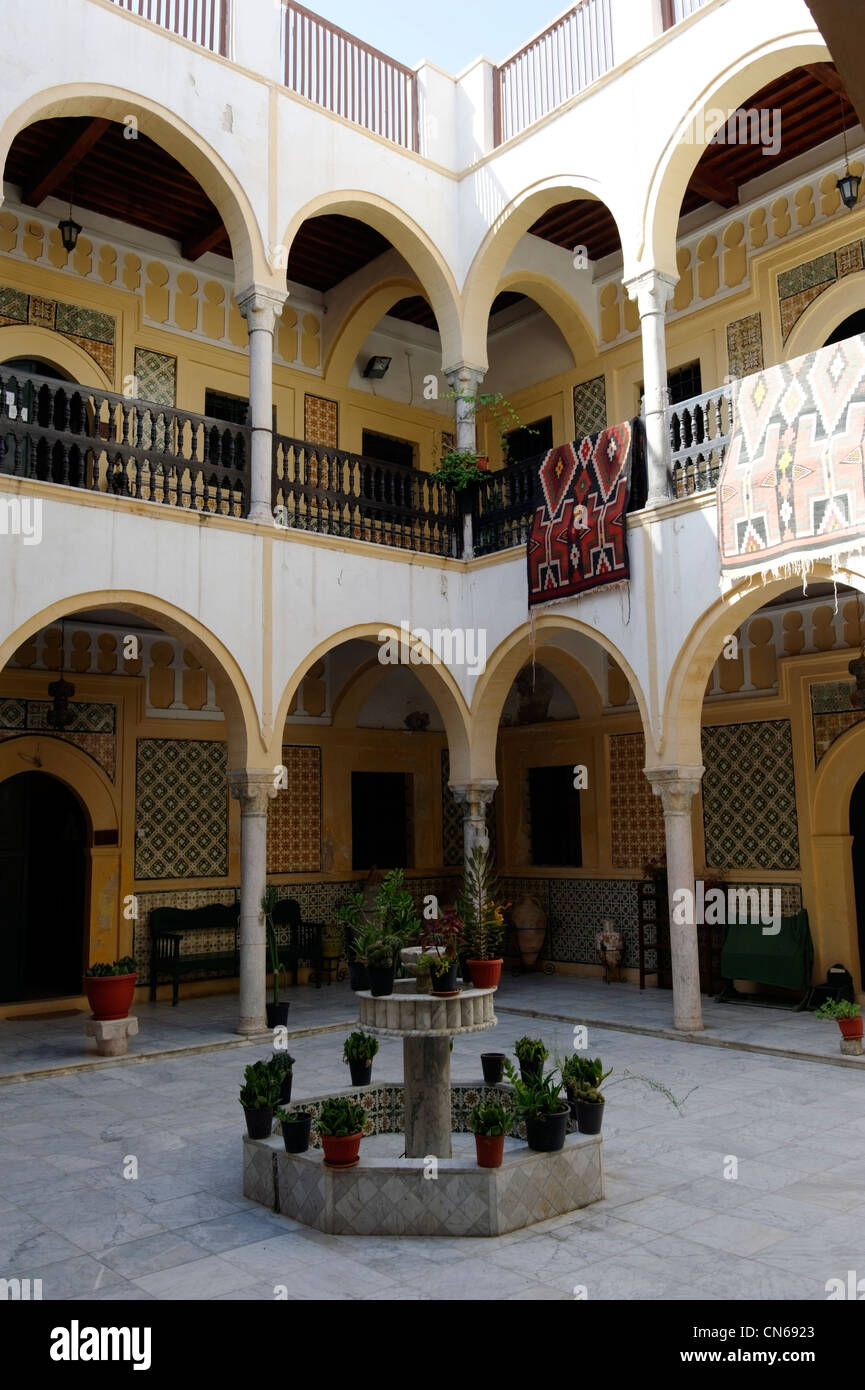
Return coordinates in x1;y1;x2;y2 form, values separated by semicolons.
431;448;486;490
343;1030;379;1066
317;1097;366;1138
336;891;367;963
353;870;421;969
503;1061;567;1119
421;907;465;973
262;886;284;1007
458;846;508;960
443;389;536;467
269;1051;294;1078
469;1098;512;1136
815;998;862;1020
239;1060;281;1111
275;1106;307;1124
84;956;137;976
362;933;403;969
514;1036;549;1068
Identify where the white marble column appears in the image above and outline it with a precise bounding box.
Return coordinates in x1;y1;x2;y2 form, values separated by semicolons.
645;765;705;1032
236;286;286;524
444;364;485;559
228;770;277;1034
450;780;497;865
625;270;676;506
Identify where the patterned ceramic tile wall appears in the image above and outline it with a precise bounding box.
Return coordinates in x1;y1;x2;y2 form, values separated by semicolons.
134;348;177;407
572;375;607;437
135;738;228;880
441;749;464;866
778;240;865;341
726;313;764;378
811;680;865;763
134;886;238;983
267;746;322;874
0;285;115;374
701;720;800;870
0;697;116;778
608;733;666;869
304;394;339;447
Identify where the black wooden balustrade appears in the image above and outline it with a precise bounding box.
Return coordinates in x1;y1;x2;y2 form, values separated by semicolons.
0;367;249;515
272;435;461;557
667;385;732;499
471;455;540;557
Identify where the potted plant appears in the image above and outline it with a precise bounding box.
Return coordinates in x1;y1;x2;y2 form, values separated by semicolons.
469;1098;512;1168
480;1052;506;1084
83;956;138;1021
343;1029;379;1086
270;1050;295;1104
262;887;289;1028
514;1035;548;1082
336;892;369;991
239;1060;281;1140
562;1056;612;1134
459;845;508;990
431;448;487;491
316;1096;366;1167
275;1106;312;1154
504;1061;570;1153
815;997;863;1040
357;930;402;996
351;869;421;995
421;908;465;996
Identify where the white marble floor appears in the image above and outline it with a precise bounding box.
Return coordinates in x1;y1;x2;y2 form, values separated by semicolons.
1;982;863;1300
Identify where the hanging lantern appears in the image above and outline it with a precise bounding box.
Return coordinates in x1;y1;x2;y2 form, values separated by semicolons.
58;216;82;253
837;170;862;211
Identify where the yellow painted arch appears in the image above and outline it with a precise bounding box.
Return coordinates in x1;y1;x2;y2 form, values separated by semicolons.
324;276;431;385
0;734;119;833
496;270;597;367
0;326;113;389
783;267;865;361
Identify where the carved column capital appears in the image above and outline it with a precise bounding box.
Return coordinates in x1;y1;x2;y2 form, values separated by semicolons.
228;769;278;816
623;268;677;319
235;284;288;334
449;780;498;816
645;765;704;817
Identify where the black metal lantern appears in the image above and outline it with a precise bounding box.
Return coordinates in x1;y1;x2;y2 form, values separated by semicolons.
837;170;862;212
47;675;76;729
58;215;82;253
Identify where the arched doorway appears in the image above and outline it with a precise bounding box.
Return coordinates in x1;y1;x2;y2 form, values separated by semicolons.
0;771;88;1001
826;310;865;347
850;772;865;990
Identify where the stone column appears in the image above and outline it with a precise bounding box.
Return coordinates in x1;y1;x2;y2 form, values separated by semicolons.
403;1036;452;1157
237;286;286;524
228;770;277;1035
645;765;704;1032
625;270;676;506
444;364;485;559
450;780;497;864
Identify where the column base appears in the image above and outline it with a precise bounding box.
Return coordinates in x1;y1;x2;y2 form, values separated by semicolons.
236;1016;269;1036
247;503;274;525
85;1016;139;1056
673;1016;705;1032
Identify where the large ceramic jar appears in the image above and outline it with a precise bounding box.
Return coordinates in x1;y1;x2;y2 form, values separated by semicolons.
511;895;547;968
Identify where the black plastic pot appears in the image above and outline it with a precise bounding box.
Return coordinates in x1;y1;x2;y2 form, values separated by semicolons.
519;1057;544;1084
243;1106;274;1140
276;1071;293;1105
348;1058;373;1087
368;965;395;997
576;1099;605;1135
349;962;370;992
481;1052;506;1084
525;1107;569;1153
430;960;459;994
266;1002;290;1028
281;1112;312;1153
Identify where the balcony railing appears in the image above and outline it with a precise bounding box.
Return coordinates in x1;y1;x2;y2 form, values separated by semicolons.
282;1;419;152
661;0;713;29
667;385;732;499
493;0;614;145
0;368;248;514
107;0;229;54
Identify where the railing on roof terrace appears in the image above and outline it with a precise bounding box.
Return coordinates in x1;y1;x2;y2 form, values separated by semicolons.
493;0;614;146
107;0;229;54
667;385;732;499
282;1;419;152
661;0;713;29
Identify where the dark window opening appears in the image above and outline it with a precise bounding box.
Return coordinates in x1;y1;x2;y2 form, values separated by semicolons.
667;361;702;405
352;771;412;869
204;389;250;425
361;430;415;468
528;765;582;867
504;416;553;463
825;310;865;347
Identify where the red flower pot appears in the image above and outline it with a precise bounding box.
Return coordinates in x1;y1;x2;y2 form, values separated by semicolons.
839;1016;863;1040
474;1132;505;1168
476;456;489;471
320;1132;363;1167
83;973;137;1021
467;958;503;990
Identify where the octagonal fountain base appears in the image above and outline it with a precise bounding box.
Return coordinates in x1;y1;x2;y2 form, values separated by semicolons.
243;1128;603;1237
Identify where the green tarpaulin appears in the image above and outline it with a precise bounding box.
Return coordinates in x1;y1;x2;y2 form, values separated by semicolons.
721;908;813;991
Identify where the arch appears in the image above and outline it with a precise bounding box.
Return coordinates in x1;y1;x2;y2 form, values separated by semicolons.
783;271;865;360
273;623;473;781
664;562;865;766
641;33;832;274
281;192;461;368
471;615;650;781
495;270;597;367
0;735;118;833
461;176;624;370
0;85;271;289
0;325;112;389
814;721;865;837
810;720;865;989
324;275;430;385
0;591;263;766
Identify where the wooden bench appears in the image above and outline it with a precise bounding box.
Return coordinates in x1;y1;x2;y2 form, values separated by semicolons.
149;902;240;1006
271;897;333;987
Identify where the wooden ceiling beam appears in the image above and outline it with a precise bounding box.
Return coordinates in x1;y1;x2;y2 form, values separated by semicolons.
182;216;229;261
687;166;740;208
804;62;848;98
22;118;111;206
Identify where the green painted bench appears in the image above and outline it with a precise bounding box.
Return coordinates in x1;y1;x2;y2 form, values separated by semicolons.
149;902;240;1005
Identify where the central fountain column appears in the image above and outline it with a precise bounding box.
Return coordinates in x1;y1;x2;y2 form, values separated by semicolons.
403;1036;452;1157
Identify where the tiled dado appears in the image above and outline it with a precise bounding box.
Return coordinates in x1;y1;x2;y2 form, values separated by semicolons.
132;887;238;983
0;697;116;778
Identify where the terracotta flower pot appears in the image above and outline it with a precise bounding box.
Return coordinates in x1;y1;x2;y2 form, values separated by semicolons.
474;1132;505;1168
839;1016;863;1040
83;972;137;1021
320;1131;363;1168
467;958;502;990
